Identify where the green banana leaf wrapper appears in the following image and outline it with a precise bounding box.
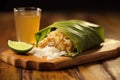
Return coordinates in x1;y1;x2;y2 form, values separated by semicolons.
35;20;104;57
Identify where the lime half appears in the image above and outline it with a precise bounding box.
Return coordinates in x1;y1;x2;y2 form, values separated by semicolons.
8;40;33;54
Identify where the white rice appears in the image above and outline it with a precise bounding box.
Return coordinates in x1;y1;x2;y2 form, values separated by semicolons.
30;46;67;60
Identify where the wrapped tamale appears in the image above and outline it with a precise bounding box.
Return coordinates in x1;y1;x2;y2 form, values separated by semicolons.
35;20;104;57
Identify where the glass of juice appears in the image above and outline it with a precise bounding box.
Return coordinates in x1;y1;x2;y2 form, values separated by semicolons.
14;7;41;44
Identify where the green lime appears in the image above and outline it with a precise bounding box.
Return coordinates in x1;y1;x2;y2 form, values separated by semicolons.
8;40;33;54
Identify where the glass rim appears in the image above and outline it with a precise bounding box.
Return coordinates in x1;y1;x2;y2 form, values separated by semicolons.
14;7;42;12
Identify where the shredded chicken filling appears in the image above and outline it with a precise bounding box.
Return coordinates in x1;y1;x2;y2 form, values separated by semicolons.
38;29;73;54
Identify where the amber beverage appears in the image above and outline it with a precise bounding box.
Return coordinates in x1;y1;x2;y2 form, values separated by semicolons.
14;7;41;44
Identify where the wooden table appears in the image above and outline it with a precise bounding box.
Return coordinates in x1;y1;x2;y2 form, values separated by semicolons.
0;11;120;80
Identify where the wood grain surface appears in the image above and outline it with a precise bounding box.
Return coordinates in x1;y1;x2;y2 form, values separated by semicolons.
1;11;120;80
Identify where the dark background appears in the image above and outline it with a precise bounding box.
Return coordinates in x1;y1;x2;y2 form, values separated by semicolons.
0;0;120;12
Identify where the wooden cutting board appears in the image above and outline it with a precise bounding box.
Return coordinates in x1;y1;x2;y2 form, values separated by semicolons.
0;39;120;70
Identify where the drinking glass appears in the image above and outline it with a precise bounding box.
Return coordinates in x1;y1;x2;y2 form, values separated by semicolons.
14;7;41;44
